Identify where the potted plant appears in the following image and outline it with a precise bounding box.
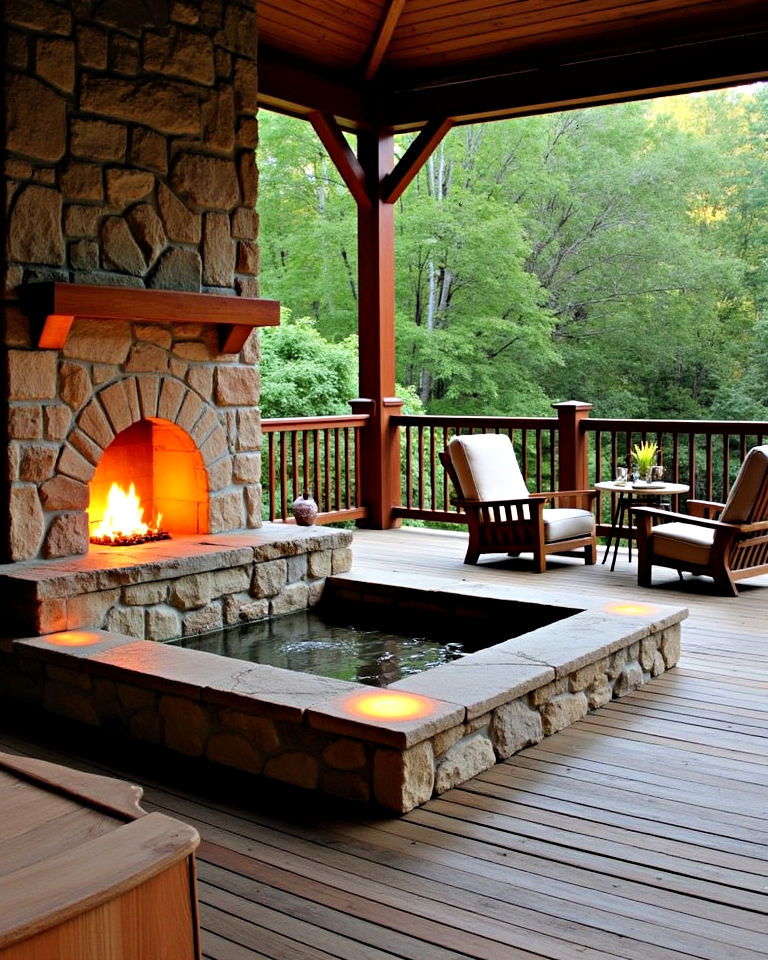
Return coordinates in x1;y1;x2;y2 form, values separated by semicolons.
632;440;659;483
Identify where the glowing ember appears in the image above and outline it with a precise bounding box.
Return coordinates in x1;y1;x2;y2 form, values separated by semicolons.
343;691;436;722
604;601;660;616
90;482;170;546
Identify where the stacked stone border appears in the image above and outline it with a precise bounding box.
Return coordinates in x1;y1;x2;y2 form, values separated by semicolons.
0;524;352;639
0;543;687;813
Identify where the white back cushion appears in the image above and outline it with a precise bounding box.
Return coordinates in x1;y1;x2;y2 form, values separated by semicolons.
721;445;768;524
448;434;529;501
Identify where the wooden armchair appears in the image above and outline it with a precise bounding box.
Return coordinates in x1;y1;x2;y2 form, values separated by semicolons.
440;434;597;571
633;445;768;596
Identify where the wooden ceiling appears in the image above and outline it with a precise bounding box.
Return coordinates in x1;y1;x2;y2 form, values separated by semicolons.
257;0;768;131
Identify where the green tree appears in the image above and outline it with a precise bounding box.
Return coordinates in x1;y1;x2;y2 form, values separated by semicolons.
258;115;358;340
257;86;768;421
259;312;358;418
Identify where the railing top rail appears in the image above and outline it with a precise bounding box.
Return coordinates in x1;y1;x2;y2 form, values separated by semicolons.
393;414;557;429
262;415;370;432
584;418;768;434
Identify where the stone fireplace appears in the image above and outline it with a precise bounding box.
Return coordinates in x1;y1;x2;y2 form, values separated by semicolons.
0;0;353;650
6;284;274;560
2;0;267;564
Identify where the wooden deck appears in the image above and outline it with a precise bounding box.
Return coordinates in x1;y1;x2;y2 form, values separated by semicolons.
1;527;767;960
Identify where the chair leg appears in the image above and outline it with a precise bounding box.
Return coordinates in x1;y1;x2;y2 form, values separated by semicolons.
637;558;652;587
584;538;597;565
464;545;480;565
533;547;547;573
715;572;739;597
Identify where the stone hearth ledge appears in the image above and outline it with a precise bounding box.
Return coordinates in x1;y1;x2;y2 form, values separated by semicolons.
0;571;687;813
0;524;353;638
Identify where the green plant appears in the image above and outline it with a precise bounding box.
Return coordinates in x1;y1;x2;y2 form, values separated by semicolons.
632;440;659;476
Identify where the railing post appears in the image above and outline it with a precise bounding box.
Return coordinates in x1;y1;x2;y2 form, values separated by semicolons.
350;397;403;528
553;401;592;497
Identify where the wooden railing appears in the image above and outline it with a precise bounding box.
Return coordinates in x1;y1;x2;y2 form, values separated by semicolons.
261;407;768;532
389;412;768;533
261;415;369;523
586;418;768;534
392;415;558;523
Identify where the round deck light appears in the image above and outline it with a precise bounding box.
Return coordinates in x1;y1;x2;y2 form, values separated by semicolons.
46;631;104;647
343;690;436;722
603;602;660;617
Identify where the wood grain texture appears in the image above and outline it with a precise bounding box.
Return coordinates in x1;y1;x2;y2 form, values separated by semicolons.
24;282;279;353
1;528;766;960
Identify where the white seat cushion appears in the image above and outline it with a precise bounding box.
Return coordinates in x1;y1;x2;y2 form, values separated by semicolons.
652;521;715;566
543;508;594;543
448;434;528;501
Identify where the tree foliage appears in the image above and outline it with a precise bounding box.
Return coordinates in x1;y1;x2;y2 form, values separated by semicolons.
257;86;768;421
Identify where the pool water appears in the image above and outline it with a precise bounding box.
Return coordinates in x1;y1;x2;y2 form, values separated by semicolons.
169;605;503;686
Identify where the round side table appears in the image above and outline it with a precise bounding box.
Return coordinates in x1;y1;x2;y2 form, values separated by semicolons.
595;480;690;571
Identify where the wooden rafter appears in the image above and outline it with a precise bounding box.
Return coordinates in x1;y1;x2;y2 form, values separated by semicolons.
380;118;454;205
364;0;407;81
308;111;372;210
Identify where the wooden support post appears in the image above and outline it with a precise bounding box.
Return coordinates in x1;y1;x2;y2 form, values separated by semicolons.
553;400;592;504
311;117;452;528
355;129;403;528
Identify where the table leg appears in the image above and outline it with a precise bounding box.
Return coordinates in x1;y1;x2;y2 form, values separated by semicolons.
601;493;624;567
610;495;628;572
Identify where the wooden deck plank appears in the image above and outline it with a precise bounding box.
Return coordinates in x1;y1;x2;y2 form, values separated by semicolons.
1;528;766;960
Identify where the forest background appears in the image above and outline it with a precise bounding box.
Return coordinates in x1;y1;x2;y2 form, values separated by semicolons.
257;85;768;424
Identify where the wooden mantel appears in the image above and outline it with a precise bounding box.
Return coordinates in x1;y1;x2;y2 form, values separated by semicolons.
24;282;280;354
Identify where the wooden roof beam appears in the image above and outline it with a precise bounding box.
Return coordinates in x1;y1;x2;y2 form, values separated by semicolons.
365;0;407;81
380;118;454;204
379;30;768;128
258;46;368;131
308;111;372;210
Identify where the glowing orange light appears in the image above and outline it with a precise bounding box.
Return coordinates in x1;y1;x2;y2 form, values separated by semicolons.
90;482;163;544
604;602;660;616
46;631;103;647
343;691;436;722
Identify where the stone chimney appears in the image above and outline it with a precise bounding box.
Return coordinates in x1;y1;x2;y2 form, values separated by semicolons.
1;0;264;563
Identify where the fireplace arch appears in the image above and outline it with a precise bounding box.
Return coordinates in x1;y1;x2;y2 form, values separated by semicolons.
88;418;209;540
40;373;254;558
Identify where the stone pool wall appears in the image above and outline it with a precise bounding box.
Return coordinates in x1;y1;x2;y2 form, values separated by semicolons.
0;568;686;813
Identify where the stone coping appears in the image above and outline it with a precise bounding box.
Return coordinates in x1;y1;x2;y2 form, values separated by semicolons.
0;524;350;600
11;575;687;749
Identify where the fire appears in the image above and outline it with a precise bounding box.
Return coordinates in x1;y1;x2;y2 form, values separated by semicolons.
90;482;168;546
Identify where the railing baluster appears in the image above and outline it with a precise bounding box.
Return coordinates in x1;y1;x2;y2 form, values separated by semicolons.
429;426;437;511
417;424;425;510
267;432;276;522
280;431;288;520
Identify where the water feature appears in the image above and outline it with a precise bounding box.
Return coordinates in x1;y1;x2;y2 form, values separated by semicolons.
169;603;491;686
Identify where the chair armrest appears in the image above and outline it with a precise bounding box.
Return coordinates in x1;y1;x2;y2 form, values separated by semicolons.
631;506;741;531
539;489;598;505
687;499;725;519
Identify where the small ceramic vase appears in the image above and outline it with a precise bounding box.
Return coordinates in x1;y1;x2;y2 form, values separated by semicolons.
292;493;318;526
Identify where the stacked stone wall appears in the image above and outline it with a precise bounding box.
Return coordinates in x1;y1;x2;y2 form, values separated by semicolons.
3;0;259;297
1;0;262;562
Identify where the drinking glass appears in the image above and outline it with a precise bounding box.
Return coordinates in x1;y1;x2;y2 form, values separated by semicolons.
615;466;628;482
651;465;665;483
